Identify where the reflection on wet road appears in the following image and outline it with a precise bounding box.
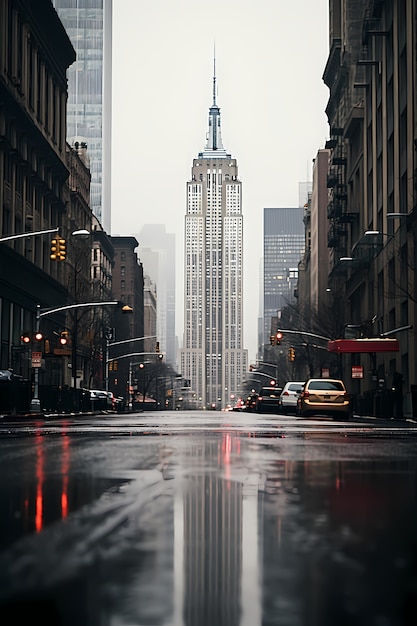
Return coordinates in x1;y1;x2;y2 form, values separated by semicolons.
0;411;416;625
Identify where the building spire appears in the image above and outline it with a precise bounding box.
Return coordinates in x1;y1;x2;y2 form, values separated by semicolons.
199;50;230;158
213;45;216;106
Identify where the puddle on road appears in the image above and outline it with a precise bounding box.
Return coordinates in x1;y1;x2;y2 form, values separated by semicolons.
0;475;128;552
1;429;417;625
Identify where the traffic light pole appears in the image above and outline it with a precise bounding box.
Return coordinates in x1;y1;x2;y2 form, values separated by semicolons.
30;301;125;412
105;335;157;393
277;328;331;342
30;305;42;412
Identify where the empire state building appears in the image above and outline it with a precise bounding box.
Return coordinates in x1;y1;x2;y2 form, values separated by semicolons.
180;65;248;409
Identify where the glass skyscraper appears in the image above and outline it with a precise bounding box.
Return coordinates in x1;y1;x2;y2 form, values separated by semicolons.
263;208;305;346
53;0;112;233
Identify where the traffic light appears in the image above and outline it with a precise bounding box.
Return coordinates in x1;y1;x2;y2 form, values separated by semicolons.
59;331;69;345
50;235;67;261
155;341;160;353
288;347;296;362
270;335;275;346
57;237;66;260
34;331;44;342
21;331;31;344
275;332;283;345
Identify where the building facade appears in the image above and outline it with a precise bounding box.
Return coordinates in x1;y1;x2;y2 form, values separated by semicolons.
323;0;417;413
0;0;75;388
53;0;112;233
180;68;247;409
143;274;157;357
297;149;331;316
109;236;144;400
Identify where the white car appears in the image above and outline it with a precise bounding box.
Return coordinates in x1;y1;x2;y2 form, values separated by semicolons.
279;382;304;413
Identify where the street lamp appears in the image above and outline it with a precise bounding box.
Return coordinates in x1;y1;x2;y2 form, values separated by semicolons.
387;213;408;219
30;300;127;412
122;355;163;411
0;227;59;243
105;334;154;393
71;229;90;239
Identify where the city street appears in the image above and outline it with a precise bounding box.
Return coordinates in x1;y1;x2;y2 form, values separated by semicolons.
0;410;417;626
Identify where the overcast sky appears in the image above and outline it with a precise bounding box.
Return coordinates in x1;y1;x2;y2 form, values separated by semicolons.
111;0;330;363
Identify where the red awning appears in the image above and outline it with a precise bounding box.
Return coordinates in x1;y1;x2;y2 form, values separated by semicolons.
327;338;399;353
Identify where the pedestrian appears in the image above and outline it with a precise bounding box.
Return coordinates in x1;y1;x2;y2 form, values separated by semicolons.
392;371;404;419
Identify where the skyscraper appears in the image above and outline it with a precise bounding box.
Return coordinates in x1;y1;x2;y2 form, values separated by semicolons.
53;0;112;233
137;224;176;367
263;208;305;348
180;64;247;409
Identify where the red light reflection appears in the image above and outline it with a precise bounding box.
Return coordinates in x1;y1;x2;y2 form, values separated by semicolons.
35;430;44;533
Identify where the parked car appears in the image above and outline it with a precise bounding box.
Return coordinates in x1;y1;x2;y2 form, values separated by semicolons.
106;391;118;410
89;389;111;410
296;378;351;420
232;398;247;412
245;392;259;412
114;396;126;412
279;381;304;413
255;386;282;414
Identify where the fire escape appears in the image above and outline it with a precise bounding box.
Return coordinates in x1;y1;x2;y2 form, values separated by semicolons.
326;127;354;255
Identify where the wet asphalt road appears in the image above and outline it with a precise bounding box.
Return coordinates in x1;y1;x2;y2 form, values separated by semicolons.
0;410;417;626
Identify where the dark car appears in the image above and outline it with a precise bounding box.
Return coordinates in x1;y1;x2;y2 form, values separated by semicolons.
245;392;259;412
255;386;282;414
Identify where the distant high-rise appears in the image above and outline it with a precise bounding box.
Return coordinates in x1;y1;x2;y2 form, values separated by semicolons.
180;63;248;408
53;0;112;233
263;208;305;347
137;225;176;367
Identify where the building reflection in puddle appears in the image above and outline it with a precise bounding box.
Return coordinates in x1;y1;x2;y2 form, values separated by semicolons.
173;432;263;626
170;432;417;626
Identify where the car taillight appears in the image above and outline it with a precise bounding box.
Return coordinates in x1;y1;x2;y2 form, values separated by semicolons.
282;391;289;396
258;396;263;401
302;390;309;398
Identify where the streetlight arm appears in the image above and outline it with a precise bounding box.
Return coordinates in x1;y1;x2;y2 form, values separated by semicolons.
277;328;332;342
40;301;119;317
0;227;59;242
107;352;161;363
245;372;276;380
380;325;413;337
109;335;157;347
300;342;328;351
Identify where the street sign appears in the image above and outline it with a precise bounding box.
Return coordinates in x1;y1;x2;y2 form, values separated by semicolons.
31;351;42;368
352;365;364;378
53;348;72;356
